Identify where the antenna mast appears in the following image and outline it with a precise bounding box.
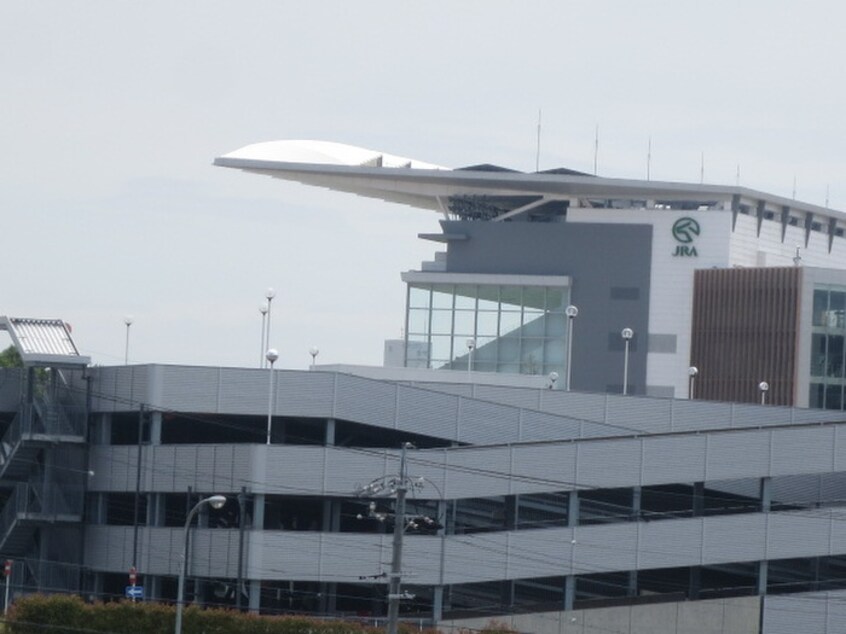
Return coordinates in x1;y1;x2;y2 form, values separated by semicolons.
535;109;541;172
593;125;599;175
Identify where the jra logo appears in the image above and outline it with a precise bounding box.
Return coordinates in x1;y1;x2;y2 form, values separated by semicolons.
671;217;700;257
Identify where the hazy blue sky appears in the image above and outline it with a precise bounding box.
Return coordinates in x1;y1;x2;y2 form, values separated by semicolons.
3;1;846;368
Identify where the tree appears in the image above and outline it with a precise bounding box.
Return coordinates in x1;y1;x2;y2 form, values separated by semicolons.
0;345;22;368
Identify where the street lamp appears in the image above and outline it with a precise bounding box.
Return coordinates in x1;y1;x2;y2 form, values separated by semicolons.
547;371;559;390
759;381;769;405
309;346;319;368
264;288;276;366
266;349;279;444
175;495;227;634
259;304;268;368
466;338;476;379
621;328;634;396
688;366;699;400
565;305;578;391
124;316;133;365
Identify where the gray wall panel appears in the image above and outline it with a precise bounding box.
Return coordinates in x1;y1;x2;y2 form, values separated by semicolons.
702;514;766;564
510;444;577;496
605;398;672;435
334;374;397;428
637;518;703;570
641;435;707;484
275;371;336;418
444;447;512;499
577;439;642;488
706;431;771;480
771;426;836;475
763;589;846;634
766;512;832;560
396;385;459;440
457;399;520;444
161;366;221;412
520;410;582;442
573;523;637;574
83;510;846;585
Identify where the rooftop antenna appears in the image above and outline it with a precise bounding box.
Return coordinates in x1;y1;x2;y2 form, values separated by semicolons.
646;136;652;181
535;109;542;172
826;184;830;208
699;151;704;184
593;125;599;175
792;176;797;200
736;164;741;186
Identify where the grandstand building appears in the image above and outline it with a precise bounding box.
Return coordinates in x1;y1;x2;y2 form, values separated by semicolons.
216;140;846;409
3;141;846;633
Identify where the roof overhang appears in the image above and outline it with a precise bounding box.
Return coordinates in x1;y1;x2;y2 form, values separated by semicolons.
0;317;90;367
214;139;845;220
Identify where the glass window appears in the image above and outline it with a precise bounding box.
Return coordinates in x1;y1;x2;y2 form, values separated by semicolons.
826;384;843;410
500;286;522;311
521;339;544;374
831;291;846;324
544;338;566;366
828;335;845;378
407;309;430;335
431;285;454;310
545;312;566;337
498;337;520;364
523;287;546;311
430;310;453;335
409;285;431;309
477;287;499;311
813;290;829;327
522;313;545;336
499;311;522;336
546;288;567;312
476;311;498;337
454;286;477;310
810;383;825;409
453;311;476;336
430;335;451;361
811;334;827;377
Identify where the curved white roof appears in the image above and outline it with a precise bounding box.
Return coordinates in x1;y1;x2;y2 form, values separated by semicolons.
218;139;447;171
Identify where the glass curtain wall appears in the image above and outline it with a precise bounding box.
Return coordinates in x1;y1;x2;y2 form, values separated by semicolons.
810;285;846;409
405;282;569;376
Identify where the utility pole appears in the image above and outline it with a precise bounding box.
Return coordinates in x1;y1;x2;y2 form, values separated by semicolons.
386;443;410;634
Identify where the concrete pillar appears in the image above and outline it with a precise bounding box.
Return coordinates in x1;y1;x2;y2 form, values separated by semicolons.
149;412;162;445
564;576;575;611
692;482;705;517
567;491;579;527
253;494;265;531
249;580;262;613
760;476;772;512
632;486;642;520
758;561;768;595
432;586;444;623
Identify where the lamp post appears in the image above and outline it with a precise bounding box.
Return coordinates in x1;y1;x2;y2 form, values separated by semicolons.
264;288;276;366
688;366;699;400
621;328;634;396
565;305;578;391
175;495;227;634
466;339;476;379
309;346;319;368
124;316;133;365
266;349;279;445
759;381;769;405
259;304;268;368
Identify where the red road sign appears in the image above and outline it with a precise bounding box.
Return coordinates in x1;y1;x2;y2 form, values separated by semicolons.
129;566;137;585
4;561;11;578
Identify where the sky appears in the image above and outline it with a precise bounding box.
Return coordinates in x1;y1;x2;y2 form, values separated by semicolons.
3;1;846;369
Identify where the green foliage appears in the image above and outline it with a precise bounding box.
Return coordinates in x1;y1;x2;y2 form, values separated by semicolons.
6;595;435;634
0;346;22;369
